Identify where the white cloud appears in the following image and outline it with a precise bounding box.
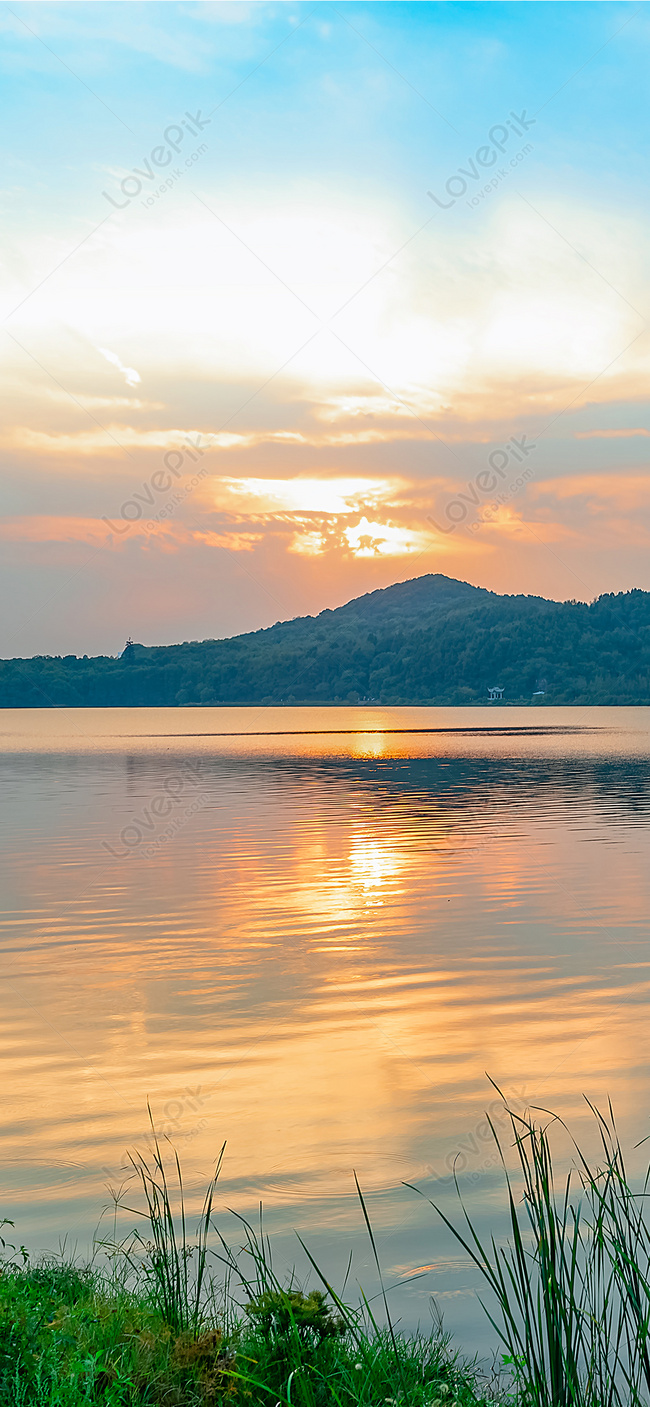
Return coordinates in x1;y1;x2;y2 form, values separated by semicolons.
7;193;648;419
97;347;141;388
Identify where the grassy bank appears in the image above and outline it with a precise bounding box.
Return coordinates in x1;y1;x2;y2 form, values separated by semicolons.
0;1124;492;1407
0;1251;488;1407
0;1256;495;1407
3;1099;650;1406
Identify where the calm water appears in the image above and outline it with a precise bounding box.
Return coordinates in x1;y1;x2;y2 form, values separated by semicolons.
1;705;649;1348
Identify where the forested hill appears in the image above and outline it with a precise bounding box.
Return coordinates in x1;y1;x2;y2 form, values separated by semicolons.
2;574;650;707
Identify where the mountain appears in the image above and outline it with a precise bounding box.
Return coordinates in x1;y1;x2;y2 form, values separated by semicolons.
2;574;650;707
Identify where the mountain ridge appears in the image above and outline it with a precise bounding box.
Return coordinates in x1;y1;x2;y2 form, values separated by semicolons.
2;574;650;707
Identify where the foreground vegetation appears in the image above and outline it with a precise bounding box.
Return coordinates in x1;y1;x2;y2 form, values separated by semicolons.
0;1123;491;1407
3;573;650;706
3;1098;650;1404
0;1258;489;1407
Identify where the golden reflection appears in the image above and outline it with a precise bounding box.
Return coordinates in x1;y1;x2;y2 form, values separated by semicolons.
352;733;386;758
0;713;649;1272
349;837;402;891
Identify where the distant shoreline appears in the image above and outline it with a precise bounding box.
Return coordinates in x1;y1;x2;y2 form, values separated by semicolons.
3;574;649;708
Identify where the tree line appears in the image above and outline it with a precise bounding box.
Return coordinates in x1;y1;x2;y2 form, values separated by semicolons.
2;574;649;707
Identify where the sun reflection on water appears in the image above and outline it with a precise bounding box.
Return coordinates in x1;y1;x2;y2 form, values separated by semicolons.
0;707;649;1351
349;837;403;892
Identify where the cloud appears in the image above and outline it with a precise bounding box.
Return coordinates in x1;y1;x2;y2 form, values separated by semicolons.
316;393;447;422
188;2;270;25
574;429;650;439
343;517;431;557
5;423;424;458
6;191;643;404
10;426;211;456
513;474;650;547
214;476;401;515
44;391;165;412
471;506;577;543
97;347;141;388
0;515;263;553
530;473;650;506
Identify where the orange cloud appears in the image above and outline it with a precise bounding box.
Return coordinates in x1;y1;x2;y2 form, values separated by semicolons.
7;423;430;459
190;529;263;552
530;474;650;505
9;428;227;456
484;513;577;542
575;429;650;439
0;515;261;551
0;516;122;545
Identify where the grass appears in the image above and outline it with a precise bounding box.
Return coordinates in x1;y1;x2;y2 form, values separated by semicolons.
4;1096;650;1405
413;1094;650;1407
107;1104;225;1337
0;1245;487;1407
0;1118;490;1407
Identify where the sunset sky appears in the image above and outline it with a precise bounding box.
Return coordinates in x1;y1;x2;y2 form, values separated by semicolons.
2;0;649;656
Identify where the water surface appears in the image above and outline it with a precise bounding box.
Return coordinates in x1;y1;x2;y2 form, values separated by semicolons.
1;706;649;1347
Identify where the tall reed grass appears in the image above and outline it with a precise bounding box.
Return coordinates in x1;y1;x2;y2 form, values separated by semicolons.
102;1104;225;1336
411;1095;650;1406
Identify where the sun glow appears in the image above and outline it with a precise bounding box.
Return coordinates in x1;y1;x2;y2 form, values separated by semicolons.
352;734;387;758
344;517;430;556
218;477;397;514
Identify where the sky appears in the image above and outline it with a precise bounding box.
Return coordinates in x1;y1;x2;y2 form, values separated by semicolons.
2;0;650;657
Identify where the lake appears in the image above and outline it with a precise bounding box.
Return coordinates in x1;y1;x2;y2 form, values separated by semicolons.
0;705;649;1351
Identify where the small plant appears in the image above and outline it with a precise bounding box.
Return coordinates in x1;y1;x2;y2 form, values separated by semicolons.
245;1288;345;1342
0;1218;29;1271
106;1103;225;1338
173;1328;237;1403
